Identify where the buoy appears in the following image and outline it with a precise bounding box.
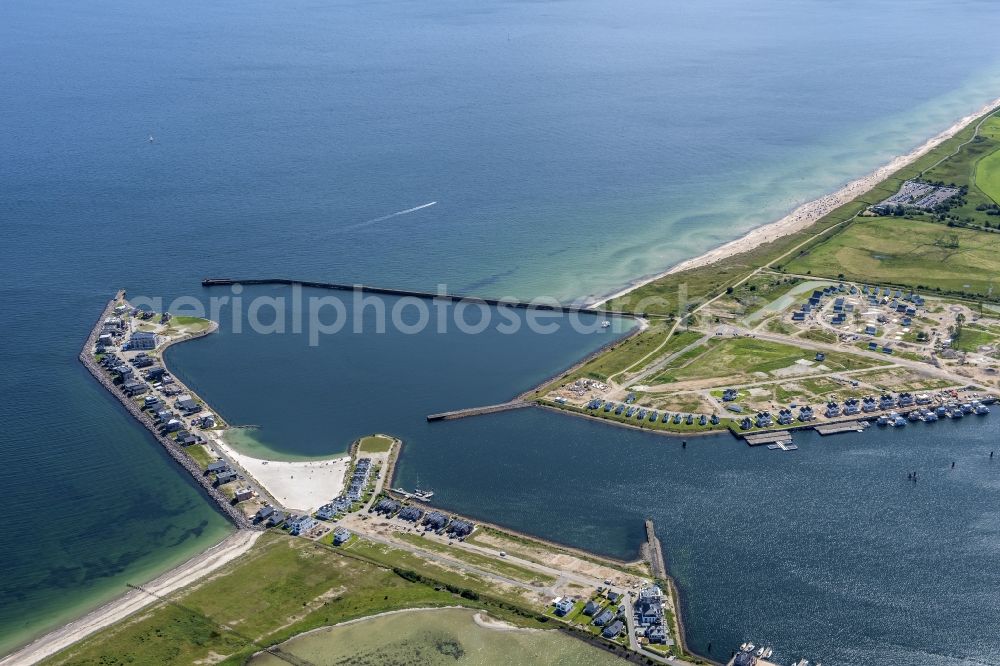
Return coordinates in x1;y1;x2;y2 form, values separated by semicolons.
682;440;687;449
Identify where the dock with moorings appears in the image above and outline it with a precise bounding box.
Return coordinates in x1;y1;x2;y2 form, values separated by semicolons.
742;431;794;446
814;421;868;435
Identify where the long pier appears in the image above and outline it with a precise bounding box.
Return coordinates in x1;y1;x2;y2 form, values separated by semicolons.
201;278;640;318
426;400;532;421
643;519;667;580
79;292;256;530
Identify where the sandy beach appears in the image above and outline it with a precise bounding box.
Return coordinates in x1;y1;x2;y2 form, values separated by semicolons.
212;434;350;512
1;529;261;666
590;96;1000;308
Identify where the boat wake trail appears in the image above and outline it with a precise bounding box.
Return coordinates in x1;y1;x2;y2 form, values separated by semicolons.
343;201;437;232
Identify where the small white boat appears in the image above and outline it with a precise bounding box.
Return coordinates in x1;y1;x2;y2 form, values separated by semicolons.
756;646;765;657
601;320;611;328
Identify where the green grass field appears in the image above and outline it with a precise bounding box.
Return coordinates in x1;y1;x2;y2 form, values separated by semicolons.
392;532;556;585
560;327;702;383
953;326;999;352
45;534;463;666
975;144;1000;204
357;434;394;453
785;216;1000;297
652;337;883;383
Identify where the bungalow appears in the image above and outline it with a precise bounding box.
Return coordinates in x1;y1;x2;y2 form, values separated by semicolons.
288;515;318;536
739;417;752;430
98;333;114;347
234;487;253;502
214;470;238;485
868;341;878;350
646;624;667;644
398;506;424;522
447;520;474;538
315;503;339;520
601;620;624;639
710;414;720;425
423;511;449;531
333;527;352;545
865;325;877;335
754;411;772;428
176;394;199;412
776;409;793;425
825;401;840;418
635;600;661;626
205;459;228;475
155;409;173;422
122;379;147;396
722;388;739;402
791;312;805;321
798;405;815;422
267;510;287;527
374;498;401;515
638;585;663;601
593;608;614;627
128;331;160;350
176;433;197;446
554;598;575;617
815;352;826;362
583;600;601;616
145;367;166;381
254;505;275;522
164;418;183;433
132;355;154;369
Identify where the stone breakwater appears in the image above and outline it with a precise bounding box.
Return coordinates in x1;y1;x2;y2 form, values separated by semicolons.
79;293;257;530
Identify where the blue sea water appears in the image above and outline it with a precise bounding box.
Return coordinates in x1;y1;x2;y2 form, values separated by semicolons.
3;0;1000;659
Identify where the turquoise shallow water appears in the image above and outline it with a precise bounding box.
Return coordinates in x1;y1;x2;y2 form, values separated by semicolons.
4;0;1000;659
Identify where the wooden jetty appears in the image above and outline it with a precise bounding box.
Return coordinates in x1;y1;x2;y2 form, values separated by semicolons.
742;431;793;446
426;400;532;421
814;420;868;435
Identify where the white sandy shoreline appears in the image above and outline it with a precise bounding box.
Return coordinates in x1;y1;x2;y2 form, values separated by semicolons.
212;434;350;513
1;530;261;666
589;95;1000;308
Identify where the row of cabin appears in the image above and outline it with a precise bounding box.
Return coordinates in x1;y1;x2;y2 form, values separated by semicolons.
371;498;474;538
315;496;353;520
346;458;372;501
743;393;926;430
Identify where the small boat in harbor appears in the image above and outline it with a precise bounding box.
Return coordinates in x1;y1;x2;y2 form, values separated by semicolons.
601;320;611;328
876;414;889;426
975;403;990;415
